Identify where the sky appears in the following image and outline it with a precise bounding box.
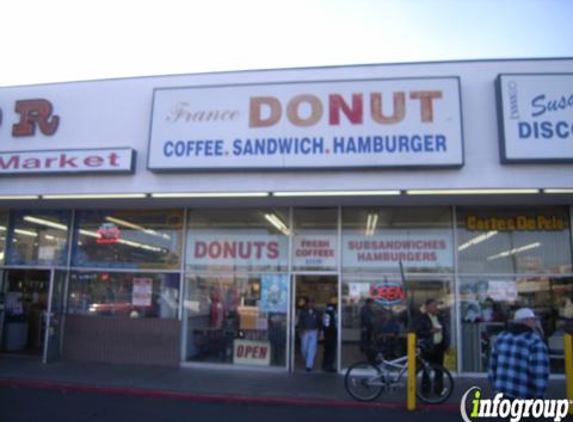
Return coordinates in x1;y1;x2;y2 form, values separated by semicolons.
1;0;572;87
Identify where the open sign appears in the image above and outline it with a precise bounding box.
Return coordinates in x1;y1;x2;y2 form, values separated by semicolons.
370;283;406;305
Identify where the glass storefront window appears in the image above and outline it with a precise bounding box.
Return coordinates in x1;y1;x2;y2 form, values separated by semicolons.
293;208;338;272
66;271;180;319
0;211;8;264
184;273;288;367
72;209;183;269
457;207;572;274
459;276;572;374
6;210;71;266
342;207;453;274
185;208;289;272
341;276;456;371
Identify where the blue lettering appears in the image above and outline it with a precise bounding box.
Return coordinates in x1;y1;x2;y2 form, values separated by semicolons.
556;122;570;138
531;95;546;118
518;122;532;138
435;135;447;152
164;141;174;157
233;139;242;155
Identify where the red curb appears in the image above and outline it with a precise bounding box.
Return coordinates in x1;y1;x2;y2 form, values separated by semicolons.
0;378;459;412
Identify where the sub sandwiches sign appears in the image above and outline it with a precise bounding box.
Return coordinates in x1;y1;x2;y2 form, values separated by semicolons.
148;77;463;170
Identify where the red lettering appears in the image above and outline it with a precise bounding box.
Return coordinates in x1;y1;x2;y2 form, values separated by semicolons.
108;152;120;167
329;94;363;125
12;99;59;137
195;241;207;258
259;346;268;360
84;155;104;167
237;345;245;358
245;345;254;358
0;155;20;170
59;153;78;168
267;242;279;259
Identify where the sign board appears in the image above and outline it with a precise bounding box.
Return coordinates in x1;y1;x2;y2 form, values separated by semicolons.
343;231;453;269
259;274;288;314
292;234;338;269
0;148;135;175
132;278;153;307
233;339;271;366
148;77;464;170
496;73;573;163
186;232;289;268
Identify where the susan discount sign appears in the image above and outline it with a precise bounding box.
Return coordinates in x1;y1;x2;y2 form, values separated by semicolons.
496;73;573;163
147;77;464;170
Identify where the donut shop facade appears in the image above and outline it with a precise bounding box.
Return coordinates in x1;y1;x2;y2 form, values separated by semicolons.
0;58;571;377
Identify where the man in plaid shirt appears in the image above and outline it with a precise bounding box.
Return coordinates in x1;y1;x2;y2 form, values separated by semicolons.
488;308;549;399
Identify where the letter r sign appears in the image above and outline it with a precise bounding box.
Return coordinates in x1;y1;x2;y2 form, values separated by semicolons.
12;99;60;137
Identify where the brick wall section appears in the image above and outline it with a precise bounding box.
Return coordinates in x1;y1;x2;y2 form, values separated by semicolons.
62;315;181;366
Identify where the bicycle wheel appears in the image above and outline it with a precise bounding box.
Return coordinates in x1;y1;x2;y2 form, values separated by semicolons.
415;362;454;404
344;361;384;402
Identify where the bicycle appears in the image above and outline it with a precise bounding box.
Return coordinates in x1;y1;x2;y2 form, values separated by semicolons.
344;346;454;404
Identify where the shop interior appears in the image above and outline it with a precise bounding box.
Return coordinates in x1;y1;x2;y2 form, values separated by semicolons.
293;275;338;372
1;270;49;356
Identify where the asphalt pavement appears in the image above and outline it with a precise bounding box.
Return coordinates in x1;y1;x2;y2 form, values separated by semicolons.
0;355;568;413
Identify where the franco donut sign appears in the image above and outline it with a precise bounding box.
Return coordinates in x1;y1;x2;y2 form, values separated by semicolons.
147;77;464;170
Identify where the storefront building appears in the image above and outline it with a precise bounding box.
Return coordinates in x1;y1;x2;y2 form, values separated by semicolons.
0;58;571;377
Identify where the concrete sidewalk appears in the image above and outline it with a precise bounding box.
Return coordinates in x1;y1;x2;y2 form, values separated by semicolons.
0;356;567;410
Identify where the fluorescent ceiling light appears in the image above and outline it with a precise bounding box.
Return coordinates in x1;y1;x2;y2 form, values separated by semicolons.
0;226;6;231
487;242;541;261
458;231;498;251
0;195;39;200
14;228;38;238
365;213;378;236
151;192;269;198
273;190;400;197
43;193;147;199
105;216;170;240
79;229;101;239
406;189;540;195
264;213;290;235
24;216;68;231
543;189;573;194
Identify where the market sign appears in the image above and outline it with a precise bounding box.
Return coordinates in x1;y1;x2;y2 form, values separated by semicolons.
496;73;573;163
0;148;135;175
147;77;464;170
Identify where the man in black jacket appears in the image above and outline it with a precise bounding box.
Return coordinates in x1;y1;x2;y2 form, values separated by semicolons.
321;297;338;372
416;299;450;396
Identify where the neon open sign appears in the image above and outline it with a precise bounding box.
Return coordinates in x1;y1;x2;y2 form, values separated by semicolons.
370;283;407;305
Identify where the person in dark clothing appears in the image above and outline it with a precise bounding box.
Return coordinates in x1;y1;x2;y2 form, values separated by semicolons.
321;297;338;372
297;297;322;372
359;298;375;360
416;299;450;396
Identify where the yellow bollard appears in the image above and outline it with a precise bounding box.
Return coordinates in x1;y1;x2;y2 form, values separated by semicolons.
565;333;573;415
407;332;416;411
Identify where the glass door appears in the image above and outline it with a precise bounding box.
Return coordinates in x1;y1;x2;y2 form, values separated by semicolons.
290;275;338;373
44;270;67;363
